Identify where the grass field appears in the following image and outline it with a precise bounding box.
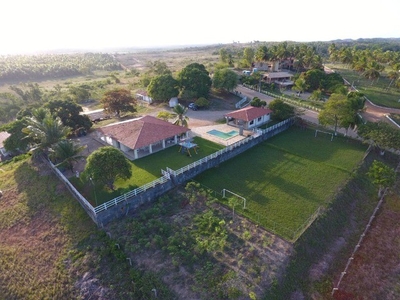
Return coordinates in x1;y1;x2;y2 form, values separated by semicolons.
0;158;175;299
70;136;224;205
326;63;400;108
195;127;367;240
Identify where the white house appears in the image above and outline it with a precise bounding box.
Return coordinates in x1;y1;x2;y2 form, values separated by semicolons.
96;115;190;160
225;106;272;130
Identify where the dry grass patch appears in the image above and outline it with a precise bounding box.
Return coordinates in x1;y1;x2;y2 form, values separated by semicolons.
335;192;400;299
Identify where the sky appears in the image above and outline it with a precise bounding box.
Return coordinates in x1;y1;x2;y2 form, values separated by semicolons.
1;0;399;55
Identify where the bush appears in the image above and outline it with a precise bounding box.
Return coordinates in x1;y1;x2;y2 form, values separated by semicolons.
195;97;210;108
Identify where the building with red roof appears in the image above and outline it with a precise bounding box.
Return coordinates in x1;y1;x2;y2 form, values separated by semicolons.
224;106;272;130
96;115;190;160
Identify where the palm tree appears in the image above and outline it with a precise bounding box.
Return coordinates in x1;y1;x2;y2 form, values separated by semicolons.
386;64;400;90
50;139;86;171
172;104;189;127
22;110;71;156
387;70;399;90
363;68;380;85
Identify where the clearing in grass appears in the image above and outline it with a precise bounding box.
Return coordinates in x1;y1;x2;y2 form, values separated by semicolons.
195;127;367;240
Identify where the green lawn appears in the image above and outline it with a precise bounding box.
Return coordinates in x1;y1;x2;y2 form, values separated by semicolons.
195;127;367;240
71;136;224;205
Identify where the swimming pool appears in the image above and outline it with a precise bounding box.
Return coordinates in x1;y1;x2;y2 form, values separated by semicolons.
207;129;239;140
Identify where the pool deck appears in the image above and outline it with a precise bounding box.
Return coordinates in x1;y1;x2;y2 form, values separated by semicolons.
191;124;254;146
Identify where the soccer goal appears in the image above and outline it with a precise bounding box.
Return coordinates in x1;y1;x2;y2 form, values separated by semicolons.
315;129;334;141
222;189;246;209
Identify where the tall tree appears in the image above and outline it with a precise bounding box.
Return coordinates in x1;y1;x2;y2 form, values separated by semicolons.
84;146;132;190
101;88;136;117
45;99;92;131
147;74;179;102
22;110;71;156
50;139;86;172
318;94;356;136
242;47;255;68
367;160;396;197
357;121;400;155
255;45;270;63
171;104;189;127
177;63;211;99
212;68;238;91
268;99;295;121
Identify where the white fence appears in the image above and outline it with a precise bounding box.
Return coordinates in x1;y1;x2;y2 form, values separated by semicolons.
242;83;322;112
331;189;387;296
167;118;292;177
94;174;170;214
235;96;249;108
55;118;293;218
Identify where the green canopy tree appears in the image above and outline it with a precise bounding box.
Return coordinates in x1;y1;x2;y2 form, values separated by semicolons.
101;88;136;117
318;93;357;136
268;99;295;122
292;77;308;95
367;160;396;197
250;97;267;107
147;74;179;102
212;68;238;91
0;118;32;154
177;63;211;99
84;146;132;190
357;121;400;155
44;99;92;131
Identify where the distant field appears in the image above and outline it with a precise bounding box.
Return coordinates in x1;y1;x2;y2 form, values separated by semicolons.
326;63;400;109
195;127;367;240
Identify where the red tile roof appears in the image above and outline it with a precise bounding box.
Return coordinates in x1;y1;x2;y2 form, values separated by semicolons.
0;131;11;148
97;116;189;150
225;106;272;122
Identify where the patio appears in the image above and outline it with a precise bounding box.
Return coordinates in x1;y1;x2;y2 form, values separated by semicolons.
191;124;254;146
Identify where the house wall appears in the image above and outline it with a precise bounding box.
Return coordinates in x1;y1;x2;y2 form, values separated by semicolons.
245;114;270;130
120;143;130;152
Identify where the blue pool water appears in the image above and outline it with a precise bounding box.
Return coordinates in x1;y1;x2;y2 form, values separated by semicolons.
207;129;239;140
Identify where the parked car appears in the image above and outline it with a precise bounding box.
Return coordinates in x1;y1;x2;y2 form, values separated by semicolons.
188;103;198;111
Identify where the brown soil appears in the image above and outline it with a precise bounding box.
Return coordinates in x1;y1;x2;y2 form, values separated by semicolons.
107;191;294;300
361;100;400;123
333;193;400;299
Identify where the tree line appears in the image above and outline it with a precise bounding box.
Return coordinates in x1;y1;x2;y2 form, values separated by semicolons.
0;53;122;81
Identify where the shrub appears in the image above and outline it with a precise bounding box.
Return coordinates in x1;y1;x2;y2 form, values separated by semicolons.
195;97;210;108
